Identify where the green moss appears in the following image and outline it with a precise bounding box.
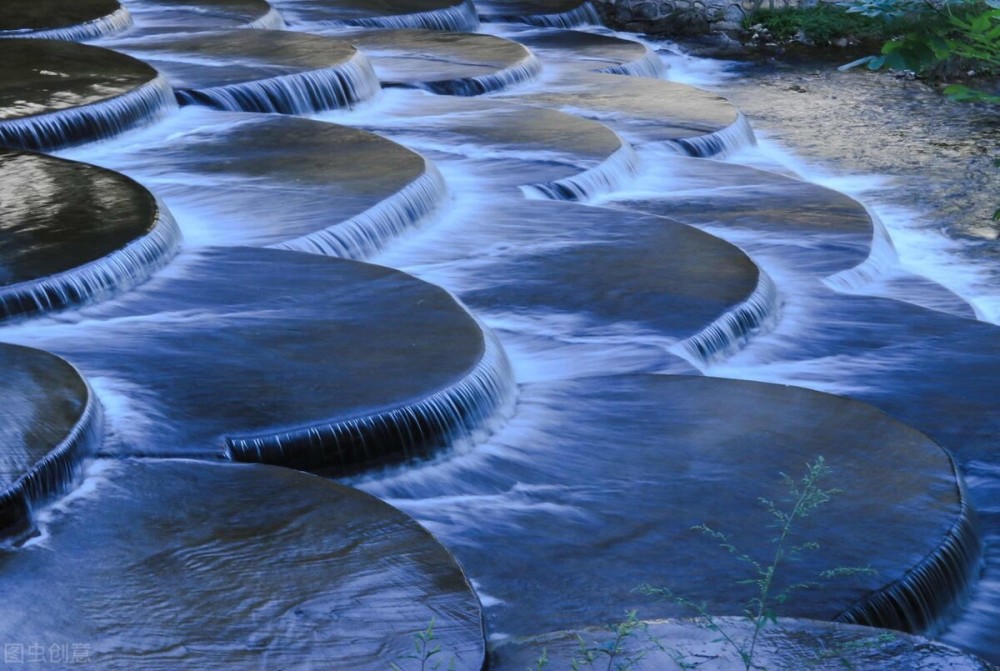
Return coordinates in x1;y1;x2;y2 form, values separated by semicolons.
744;4;889;43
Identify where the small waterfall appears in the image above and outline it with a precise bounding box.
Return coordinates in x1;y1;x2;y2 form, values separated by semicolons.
523;142;640;202
598;48;668;79
225;326;517;472
174;51;380;114
0;75;176;151
484;2;601;28
823;208;900;291
0;200;182;321
673;270;782;366
243;7;288;30
405;53;542;96
270;161;447;260
0;6;133;41
670;112;757;159
0;379;103;543
316;0;480;32
837;465;983;635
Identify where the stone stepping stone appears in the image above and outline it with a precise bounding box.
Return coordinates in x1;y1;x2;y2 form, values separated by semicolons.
476;0;601;28
377;199;777;365
338;29;540;96
0;149;181;321
514;28;666;78
5;247;513;471
501;71;753;157
359;374;977;640
111;30;379;114
118;0;286;35
330;92;634;200
268;0;479;32
0;39;175;150
61;110;444;259
0;459;485;669
607;154;976;316
491;618;994;670
0;343;101;541
0;0;132;41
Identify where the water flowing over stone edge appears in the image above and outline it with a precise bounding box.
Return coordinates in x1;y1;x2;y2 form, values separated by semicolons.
174;50;380;115
597;47;668;79
672;268;781;366
408;52;543;97
0;74;176;151
224;324;517;472
836;458;983;636
523;140;640;202
669;111;757;159
0;379;103;543
0;199;182;322
270;159;447;260
242;6;287;30
482;2;601;28
318;0;480;32
0;6;133;42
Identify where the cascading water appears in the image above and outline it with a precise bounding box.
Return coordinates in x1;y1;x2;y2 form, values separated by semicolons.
0;6;134;41
479;1;601;28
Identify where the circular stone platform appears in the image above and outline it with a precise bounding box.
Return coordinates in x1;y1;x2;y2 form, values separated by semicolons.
0;39;175;151
0;149;180;321
476;0;601;27
268;0;479;31
514;29;666;78
7;247;513;471
358;374;977;639
119;0;285;34
0;0;132;41
112;30;379;114
0;343;101;540
337;28;540;95
63;110;444;259
503;71;752;157
0;459;485;669
491;618;994;670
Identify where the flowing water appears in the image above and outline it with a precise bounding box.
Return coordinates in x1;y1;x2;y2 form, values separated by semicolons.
1;1;999;668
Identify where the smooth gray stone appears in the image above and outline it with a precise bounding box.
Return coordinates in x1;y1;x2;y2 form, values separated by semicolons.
512;28;666;77
0;149;179;320
59;110;442;259
268;0;479;31
0;459;485;670
0;39;173;150
337;28;540;95
476;0;601;27
116;0;285;34
357;374;974;640
109;30;379;113
491;618;994;670
0;0;130;40
7;247;508;471
0;343;100;539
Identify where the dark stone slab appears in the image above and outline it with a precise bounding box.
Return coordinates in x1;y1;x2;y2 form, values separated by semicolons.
0;343;101;540
7;247;513;471
357;374;976;640
339;28;540;95
0;459;485;670
0;149;180;320
60;111;444;259
515;28;666;77
476;0;601;27
503;71;752;156
111;30;379;114
269;0;479;31
492;618;994;670
0;0;131;40
0;39;174;150
118;0;285;34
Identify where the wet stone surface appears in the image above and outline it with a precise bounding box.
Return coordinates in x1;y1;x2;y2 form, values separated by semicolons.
0;0;125;34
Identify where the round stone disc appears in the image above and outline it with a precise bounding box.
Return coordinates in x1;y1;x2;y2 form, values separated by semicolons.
0;342;101;539
476;0;600;27
0;149;180;321
120;0;286;34
0;459;485;669
6;247;512;471
268;0;480;31
358;374;976;639
0;0;131;40
0;39;174;150
515;29;666;77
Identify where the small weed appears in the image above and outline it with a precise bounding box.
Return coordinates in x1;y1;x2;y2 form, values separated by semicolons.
391;618;455;671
